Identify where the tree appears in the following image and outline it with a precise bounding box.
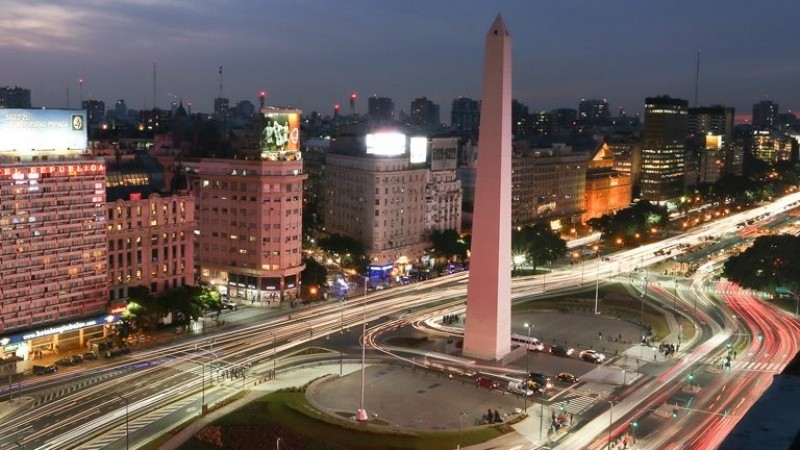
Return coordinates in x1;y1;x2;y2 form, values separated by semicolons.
125;286;161;330
723;235;800;293
512;222;567;272
301;257;328;298
317;233;368;271
587;201;669;242
429;229;469;262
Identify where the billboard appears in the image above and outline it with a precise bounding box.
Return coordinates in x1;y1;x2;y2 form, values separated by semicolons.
0;109;87;153
409;137;427;163
261;110;300;153
366;132;406;156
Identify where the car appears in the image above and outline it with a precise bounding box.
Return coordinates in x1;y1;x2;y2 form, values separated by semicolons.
528;371;554;390
580;349;606;363
33;365;58;375
557;372;579;384
549;345;574;357
70;354;84;364
507;380;535;396
524;380;546;394
83;351;98;360
475;376;501;389
221;299;237;310
55;356;75;366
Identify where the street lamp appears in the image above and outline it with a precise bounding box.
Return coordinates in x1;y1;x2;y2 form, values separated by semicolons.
356;276;369;422
593;245;601;315
115;393;129;450
272;332;277;379
524;322;532;412
631;420;638;444
457;411;467;449
276;437;281;450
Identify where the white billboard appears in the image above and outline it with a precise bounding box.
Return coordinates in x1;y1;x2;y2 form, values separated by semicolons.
0;109;88;153
366;132;406;156
409;137;427;163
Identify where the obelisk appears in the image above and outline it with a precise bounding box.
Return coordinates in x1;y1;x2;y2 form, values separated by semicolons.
462;15;513;361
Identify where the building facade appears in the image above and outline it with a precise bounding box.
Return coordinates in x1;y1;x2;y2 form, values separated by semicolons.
752;130;794;163
426;137;462;233
752;100;779;130
106;192;195;301
583;143;632;222
640;96;688;202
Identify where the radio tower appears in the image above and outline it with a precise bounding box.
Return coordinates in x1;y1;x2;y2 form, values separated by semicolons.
259;90;266;110
350;92;357;116
694;50;701;107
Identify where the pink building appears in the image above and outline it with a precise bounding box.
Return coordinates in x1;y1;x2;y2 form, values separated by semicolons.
106;191;195;301
174;157;307;303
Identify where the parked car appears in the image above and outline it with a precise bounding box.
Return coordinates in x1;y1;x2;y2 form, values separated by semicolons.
528;371;554;390
70;354;84;364
83;351;98;360
55;356;75;366
549;345;574;357
557;372;579;384
33;365;58;375
221;299;237;310
524;380;546;394
580;349;606;363
475;376;501;389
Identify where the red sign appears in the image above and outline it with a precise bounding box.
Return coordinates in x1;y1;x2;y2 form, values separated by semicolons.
129;193;142;201
1;163;105;179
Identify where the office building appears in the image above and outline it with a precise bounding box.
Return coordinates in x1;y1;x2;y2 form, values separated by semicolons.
583;143;632;222
82;100;106;127
427;137;463;233
451;97;480;133
640;96;688;202
115;99;128;122
0;86;32;109
0;109;109;359
689;106;740;179
214;97;230;119
752;130;793;163
579;99;610;125
368;96;395;121
752;100;779;130
409;97;441;130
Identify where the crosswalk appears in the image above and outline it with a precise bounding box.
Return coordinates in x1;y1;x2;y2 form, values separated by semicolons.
78;396;197;450
552;394;596;415
730;361;783;372
35;371;122;406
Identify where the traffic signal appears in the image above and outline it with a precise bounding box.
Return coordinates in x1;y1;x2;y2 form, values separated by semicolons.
672;408;679;419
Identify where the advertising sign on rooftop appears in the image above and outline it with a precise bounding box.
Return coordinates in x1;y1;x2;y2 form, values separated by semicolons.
366;132;406;156
0;109;88;153
261;109;301;157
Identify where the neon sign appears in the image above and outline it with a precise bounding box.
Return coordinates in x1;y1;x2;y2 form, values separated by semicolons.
1;163;105;179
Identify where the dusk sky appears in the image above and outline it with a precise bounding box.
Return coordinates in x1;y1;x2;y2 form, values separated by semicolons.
2;0;798;122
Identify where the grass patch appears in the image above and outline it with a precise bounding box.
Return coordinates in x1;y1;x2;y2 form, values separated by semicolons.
384;336;430;348
180;390;506;450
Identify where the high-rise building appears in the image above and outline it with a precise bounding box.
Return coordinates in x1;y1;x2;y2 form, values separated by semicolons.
579;99;610;125
214;97;230;119
752;100;779;130
0;86;32;109
0;109;109;358
531;111;553;138
688;106;740;178
752;130;794;163
409;97;441;130
463;15;513;362
451;97;480;133
324;127;429;273
82;100;106;126
583;143;632;222
115;99;128;122
640;96;688;202
427;137;463;233
368;96;394;121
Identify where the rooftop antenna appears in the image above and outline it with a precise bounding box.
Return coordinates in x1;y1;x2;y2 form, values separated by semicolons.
153;62;158;110
65;82;70;109
78;78;84;106
219;66;224;98
694;50;700;107
259;90;266;110
350;91;357;116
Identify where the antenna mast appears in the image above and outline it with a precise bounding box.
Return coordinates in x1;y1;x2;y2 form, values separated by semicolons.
694;50;700;107
153;62;157;110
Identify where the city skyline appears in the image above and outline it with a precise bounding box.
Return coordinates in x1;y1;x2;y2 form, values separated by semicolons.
1;1;798;121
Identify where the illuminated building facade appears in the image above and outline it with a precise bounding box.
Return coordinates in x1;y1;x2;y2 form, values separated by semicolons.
106;192;195;302
0;109;110;359
511;144;586;228
427;138;463;233
752;130;794;163
640;96;688;202
583;143;632;222
324;132;428;268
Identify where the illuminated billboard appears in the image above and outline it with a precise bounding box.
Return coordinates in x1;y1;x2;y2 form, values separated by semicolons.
366;132;406;156
409;137;427;163
705;134;722;150
261;109;300;155
0;109;87;153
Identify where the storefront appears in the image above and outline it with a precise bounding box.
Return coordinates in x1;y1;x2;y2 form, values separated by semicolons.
0;314;119;362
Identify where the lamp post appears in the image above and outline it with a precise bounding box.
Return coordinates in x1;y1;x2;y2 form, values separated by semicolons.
457;411;467;449
276;437;281;450
115;393;129;450
524;322;532;413
272;332;277;379
356;276;368;422
606;400;614;450
631;420;638;444
593;246;600;315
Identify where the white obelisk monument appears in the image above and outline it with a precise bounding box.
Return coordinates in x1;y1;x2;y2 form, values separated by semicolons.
462;15;513;361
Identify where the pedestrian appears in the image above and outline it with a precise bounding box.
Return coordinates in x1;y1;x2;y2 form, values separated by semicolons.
599;332;603;341
654;352;657;361
570;413;574;425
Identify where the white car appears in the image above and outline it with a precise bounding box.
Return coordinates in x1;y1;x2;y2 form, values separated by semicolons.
507;380;535;396
580;349;606;363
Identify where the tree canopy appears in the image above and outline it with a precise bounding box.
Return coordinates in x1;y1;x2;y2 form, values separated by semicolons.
429;229;469;261
587;200;669;243
511;222;567;271
317;233;368;271
723;235;800;293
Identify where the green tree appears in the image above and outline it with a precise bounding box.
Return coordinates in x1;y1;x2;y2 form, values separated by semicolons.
125;286;161;330
429;229;469;261
723;235;800;293
588;201;669;243
512;222;567;272
301;257;328;298
318;233;368;271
